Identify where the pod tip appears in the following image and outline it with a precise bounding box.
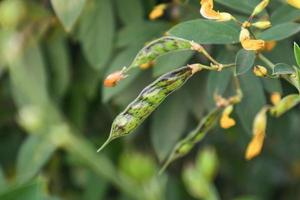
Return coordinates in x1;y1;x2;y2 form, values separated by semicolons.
97;138;112;152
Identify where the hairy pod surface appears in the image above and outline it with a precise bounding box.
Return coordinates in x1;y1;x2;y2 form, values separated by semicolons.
130;36;192;68
98;65;199;152
159;108;222;173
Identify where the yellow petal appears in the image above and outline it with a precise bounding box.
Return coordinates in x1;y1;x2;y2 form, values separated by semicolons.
199;0;232;21
270;92;281;105
239;28;250;41
241;39;265;51
287;0;300;9
252;21;271;29
245;131;265;160
253;65;268;77
217;12;233;21
220;105;236;129
149;4;167;20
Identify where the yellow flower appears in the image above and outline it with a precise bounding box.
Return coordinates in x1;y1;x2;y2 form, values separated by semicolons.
253;65;268;77
149;4;167;20
270;92;281;105
220;105;236;129
245;107;268;160
252;21;271;29
287;0;300;9
251;0;269;17
139;61;155;69
239;28;265;51
200;0;233;21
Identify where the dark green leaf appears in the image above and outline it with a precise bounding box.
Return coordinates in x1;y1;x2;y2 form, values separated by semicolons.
151;93;188;161
235;49;256;76
215;0;261;15
236;71;266;133
153;50;194;76
0;167;6;192
258;22;300;41
115;0;144;25
271;4;300;25
261;78;282;94
51;0;86;32
294;42;300;68
272;63;295;75
77;0;114;70
168;19;240;44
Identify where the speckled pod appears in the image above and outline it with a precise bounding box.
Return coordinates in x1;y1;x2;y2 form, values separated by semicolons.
130;36;192;68
159;108;222;173
98;66;197;152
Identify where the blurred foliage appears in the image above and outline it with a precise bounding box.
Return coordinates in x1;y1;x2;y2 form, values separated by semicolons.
0;0;299;200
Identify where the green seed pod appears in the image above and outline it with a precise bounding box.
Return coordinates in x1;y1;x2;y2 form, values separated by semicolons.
270;94;300;117
98;65;201;152
129;36;193;69
159;108;222;174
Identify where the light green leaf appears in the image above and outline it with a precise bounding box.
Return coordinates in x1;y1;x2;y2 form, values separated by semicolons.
168;19;240;44
235;49;256;76
294;42;300;68
273;63;295;75
258;22;300;41
151;93;189;161
77;0;114;70
153;50;194;76
115;0;144;25
16;135;58;183
51;0;86;32
0;178;47;200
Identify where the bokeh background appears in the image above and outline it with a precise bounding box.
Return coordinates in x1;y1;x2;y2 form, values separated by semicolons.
0;0;300;199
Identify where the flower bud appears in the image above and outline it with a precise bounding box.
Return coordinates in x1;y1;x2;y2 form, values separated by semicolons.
253;65;268;77
270;92;281;105
252;21;271;29
103;70;126;87
149;4;167;20
251;0;269;17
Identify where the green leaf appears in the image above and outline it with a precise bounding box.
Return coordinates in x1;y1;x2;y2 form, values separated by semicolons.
168;19;240;44
77;0;114;70
51;0;86;32
272;63;295;75
236;71;266;133
9;42;49;107
0;166;6;192
294;42;300;67
44;30;70;101
235;49;256;76
261;78;282;94
115;0;144;25
0;178;47;200
215;0;261;15
153;50;194;76
116;21;170;48
102;45;142;102
151;93;189;161
16;135;58;183
258;22;300;41
271;4;300;25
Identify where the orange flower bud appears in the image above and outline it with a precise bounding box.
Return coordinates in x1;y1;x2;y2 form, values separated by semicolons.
287;0;300;9
103;70;126;87
245;107;268;160
253;65;268;77
270;92;281;105
263;41;276;51
149;4;167;20
220;105;236;129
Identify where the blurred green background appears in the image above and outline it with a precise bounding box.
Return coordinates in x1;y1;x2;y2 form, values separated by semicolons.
0;0;300;199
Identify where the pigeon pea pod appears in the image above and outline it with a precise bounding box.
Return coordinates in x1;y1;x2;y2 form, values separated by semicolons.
159;107;222;174
128;36;193;69
98;65;201;152
270;94;300;117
